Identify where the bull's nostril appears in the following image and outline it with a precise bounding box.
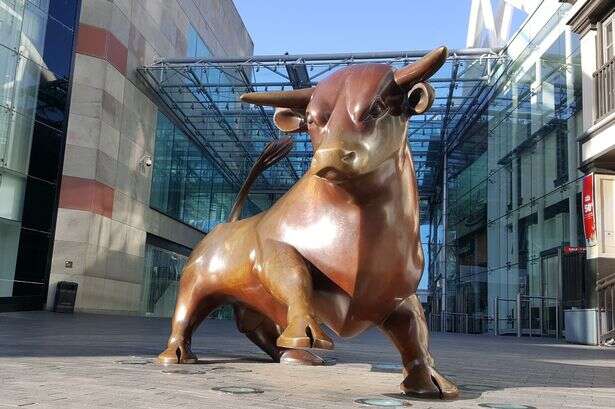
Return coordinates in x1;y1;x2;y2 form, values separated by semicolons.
342;151;357;164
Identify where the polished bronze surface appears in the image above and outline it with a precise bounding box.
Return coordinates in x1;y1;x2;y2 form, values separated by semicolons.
158;46;458;400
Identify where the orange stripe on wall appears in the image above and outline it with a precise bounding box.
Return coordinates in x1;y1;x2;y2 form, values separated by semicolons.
76;23;128;75
59;176;114;218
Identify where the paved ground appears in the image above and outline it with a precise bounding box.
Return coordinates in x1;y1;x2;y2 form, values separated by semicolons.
0;312;614;409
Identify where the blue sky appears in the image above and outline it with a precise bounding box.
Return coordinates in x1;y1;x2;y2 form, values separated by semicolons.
233;0;472;55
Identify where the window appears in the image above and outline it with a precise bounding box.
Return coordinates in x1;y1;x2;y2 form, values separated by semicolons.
602;12;614;63
150;113;264;232
186;25;211;58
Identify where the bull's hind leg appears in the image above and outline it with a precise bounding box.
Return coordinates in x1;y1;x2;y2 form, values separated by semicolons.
158;266;222;364
379;294;459;400
256;240;333;350
233;304;326;365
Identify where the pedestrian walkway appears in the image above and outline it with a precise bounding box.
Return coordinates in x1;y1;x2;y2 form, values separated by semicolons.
0;311;614;408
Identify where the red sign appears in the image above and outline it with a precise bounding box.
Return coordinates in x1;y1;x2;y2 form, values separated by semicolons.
563;245;586;254
582;173;596;244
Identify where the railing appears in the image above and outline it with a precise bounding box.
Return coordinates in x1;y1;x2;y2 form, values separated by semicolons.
597;273;615;344
496;295;561;339
594;56;615;122
428;312;494;334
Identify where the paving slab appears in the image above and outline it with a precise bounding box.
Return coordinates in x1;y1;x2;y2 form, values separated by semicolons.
0;311;614;408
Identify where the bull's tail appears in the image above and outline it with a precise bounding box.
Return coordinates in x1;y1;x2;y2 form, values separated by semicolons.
227;137;293;223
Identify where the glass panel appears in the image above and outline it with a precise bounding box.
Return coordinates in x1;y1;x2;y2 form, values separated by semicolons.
0;46;18;108
28;120;63;182
0;169;26;221
48;0;77;29
430;8;583;334
40;15;73;79
605;20;613;61
0;0;25;51
0;217;20;297
141;243;187;317
12;228;49;296
20;175;55;231
20;1;48;64
150;112;267;232
0;106;33;176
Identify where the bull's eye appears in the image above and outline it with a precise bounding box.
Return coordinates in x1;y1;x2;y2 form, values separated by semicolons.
362;98;389;122
306;114;314;125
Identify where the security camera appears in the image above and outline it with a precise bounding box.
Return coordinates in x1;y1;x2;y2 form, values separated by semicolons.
139;155;153;169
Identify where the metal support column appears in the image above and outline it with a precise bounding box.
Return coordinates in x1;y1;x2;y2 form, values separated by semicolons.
441;151;448;332
495;297;499;335
517;293;522;337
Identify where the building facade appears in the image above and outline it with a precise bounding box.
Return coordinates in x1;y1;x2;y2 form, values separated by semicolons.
0;0;81;311
0;0;253;315
1;0;607;343
428;0;592;337
567;0;615;342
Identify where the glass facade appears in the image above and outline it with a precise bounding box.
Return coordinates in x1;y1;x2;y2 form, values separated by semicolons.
150;112;264;232
428;3;585;335
0;0;79;310
141;235;233;319
149;24;270;233
141;235;189;317
145;25;266;318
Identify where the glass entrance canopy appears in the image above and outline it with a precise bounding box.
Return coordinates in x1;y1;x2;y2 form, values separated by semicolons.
137;48;504;218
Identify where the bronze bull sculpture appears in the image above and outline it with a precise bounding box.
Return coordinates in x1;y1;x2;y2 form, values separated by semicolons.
158;46;458;399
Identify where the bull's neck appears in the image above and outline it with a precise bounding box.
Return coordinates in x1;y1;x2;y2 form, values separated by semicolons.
333;146;413;204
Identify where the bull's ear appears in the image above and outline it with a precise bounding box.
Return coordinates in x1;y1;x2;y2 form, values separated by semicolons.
273;107;307;133
405;82;435;115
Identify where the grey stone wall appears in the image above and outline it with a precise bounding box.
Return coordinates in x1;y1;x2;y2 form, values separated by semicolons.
48;0;253;314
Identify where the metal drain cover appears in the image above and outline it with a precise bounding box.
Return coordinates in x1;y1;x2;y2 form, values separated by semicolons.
460;384;497;392
161;368;210;375
212;386;264;394
115;358;151;365
208;366;253;373
479;404;536;409
371;363;404;373
354;397;411;407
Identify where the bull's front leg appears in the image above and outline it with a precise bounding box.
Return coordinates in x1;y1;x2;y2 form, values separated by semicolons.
379;294;459;399
256;240;333;350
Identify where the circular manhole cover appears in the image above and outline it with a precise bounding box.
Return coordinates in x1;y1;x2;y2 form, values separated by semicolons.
478;404;536;409
212;386;264;394
354;398;411;407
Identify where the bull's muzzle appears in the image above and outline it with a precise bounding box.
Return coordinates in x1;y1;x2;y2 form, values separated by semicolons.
311;148;360;182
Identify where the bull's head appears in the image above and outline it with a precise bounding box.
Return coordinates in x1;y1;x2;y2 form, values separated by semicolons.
240;47;447;183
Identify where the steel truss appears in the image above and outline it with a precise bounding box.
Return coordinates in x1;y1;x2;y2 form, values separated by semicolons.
137;48;505;218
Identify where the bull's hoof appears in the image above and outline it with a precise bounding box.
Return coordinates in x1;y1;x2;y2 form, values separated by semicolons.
157;344;198;365
279;349;326;366
276;316;334;350
400;363;458;400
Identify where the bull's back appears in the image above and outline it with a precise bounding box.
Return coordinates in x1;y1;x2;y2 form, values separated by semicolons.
185;215;262;286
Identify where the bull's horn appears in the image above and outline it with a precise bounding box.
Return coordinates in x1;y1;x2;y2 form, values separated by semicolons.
394;46;448;89
240;87;314;109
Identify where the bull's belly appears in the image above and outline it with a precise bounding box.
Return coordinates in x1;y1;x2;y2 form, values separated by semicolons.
312;281;414;338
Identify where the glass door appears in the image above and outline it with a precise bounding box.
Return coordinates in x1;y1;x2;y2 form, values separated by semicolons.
540;251;560;336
